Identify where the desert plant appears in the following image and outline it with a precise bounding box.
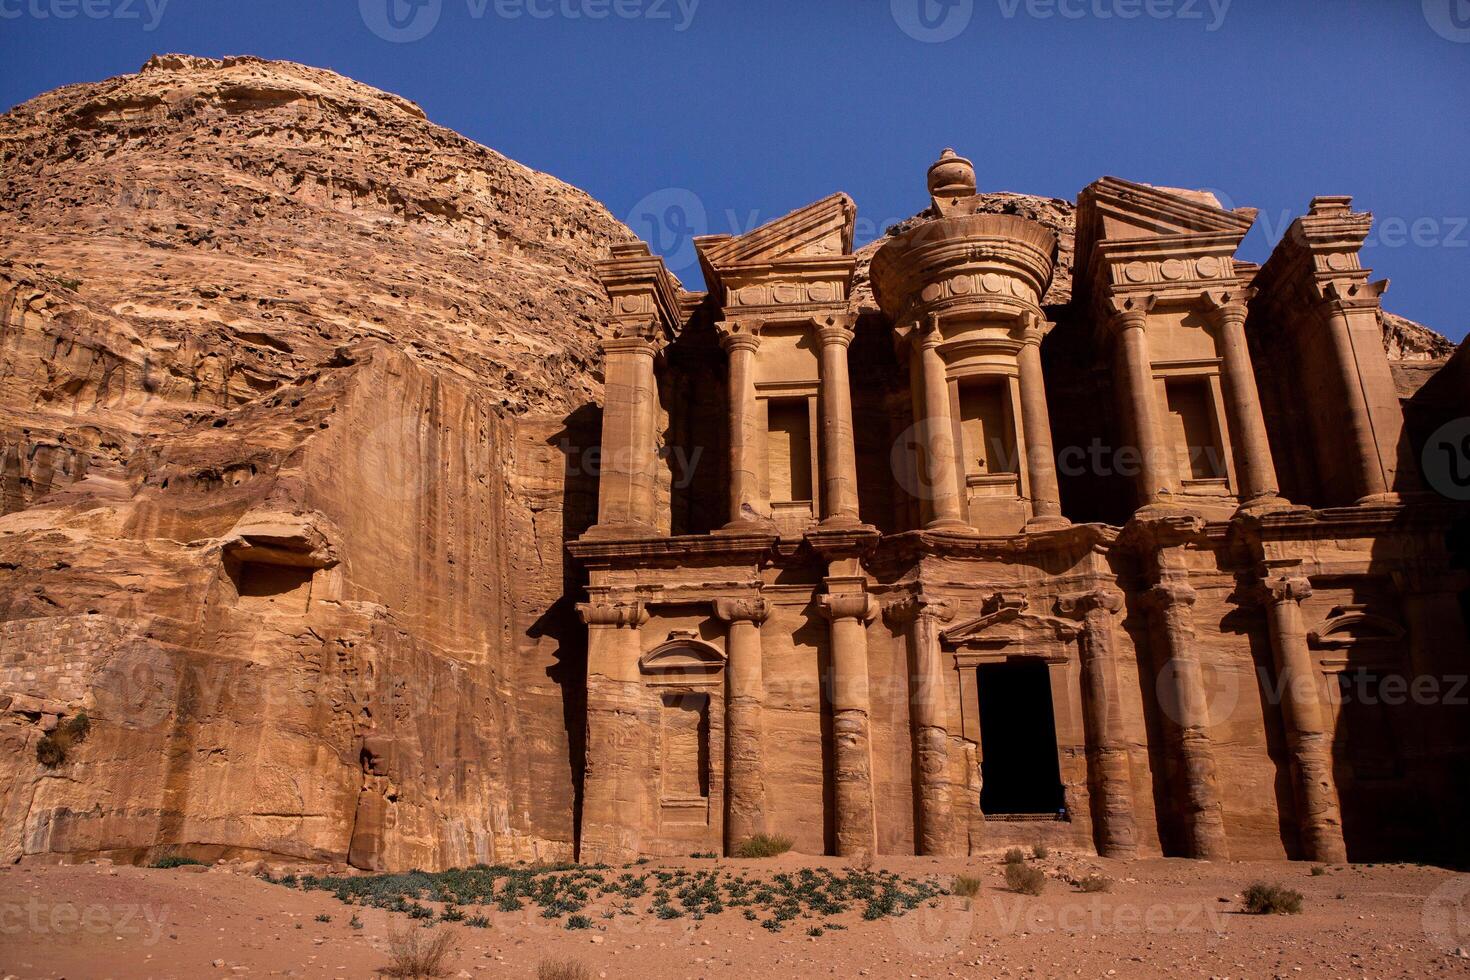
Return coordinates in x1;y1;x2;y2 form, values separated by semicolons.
1004;863;1046;896
735;833;794;859
1310;865;1327;876
1076;874;1112;893
537;958;591;980
150;855;207;869
381;925;459;978
952;874;983;899
35;712;90;768
1031;843;1050;859
1003;847;1027;865
314;913;332;923
1241;882;1304;915
349;913;363;930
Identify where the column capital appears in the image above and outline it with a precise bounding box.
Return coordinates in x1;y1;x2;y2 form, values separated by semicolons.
1019;309;1054;347
714;596;771;625
911;313;945;351
604;319;661;355
1260;575;1313;605
1200;287;1255;324
884;593;956;626
815;313;857;349
716;318;763;354
578;601;649;628
1317;278;1388;317
1105;292;1157;332
820;593;879;623
1058;587;1125;619
1143;580;1197;611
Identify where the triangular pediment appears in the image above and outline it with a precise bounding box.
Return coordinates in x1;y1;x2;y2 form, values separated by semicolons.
696;193;856;272
1083;176;1256;243
943;609;1077;646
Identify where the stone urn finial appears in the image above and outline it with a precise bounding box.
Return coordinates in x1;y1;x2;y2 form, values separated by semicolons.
928;147;976;204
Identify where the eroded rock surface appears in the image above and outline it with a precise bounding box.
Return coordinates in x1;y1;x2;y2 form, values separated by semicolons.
0;54;626;868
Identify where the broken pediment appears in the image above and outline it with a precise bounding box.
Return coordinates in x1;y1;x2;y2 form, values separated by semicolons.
696;193;855;271
1079;176;1257;245
943;594;1078;650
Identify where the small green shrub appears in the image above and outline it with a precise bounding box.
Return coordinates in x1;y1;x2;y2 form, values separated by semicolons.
1004;863;1046;896
1242;882;1303;915
952;874;983;899
151;855;207;869
1031;843;1050;859
1076;874;1112;893
735;834;794;859
565;914;592;930
314;913;331;923
1003;848;1027;865
1310;865;1327;877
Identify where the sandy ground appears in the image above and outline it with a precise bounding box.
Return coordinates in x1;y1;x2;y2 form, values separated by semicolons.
2;855;1469;979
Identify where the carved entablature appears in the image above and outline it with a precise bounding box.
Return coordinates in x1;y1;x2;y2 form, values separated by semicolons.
595;241;690;346
1250;196;1389;327
1075;176;1257;335
696;193;857;318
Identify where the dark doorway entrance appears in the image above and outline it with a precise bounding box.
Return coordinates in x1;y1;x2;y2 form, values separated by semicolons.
977;659;1065;815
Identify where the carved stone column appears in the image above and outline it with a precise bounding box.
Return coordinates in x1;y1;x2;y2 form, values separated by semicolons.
820;588;880;859
1059;588;1138;858
910;316;968;531
816;315;862;526
1260;575;1347;863
577;600;649;863
1202;290;1287;511
1144;580;1229;860
1018;313;1068;529
1320;284;1396;504
714;596;771;852
1108;295;1171;510
888;594;959;856
588;322;660;536
717;319;769;529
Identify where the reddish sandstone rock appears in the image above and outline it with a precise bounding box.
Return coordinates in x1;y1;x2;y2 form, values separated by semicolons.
0;54;629;869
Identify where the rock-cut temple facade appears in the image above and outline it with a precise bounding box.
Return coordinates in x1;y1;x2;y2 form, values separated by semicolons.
568;150;1470;866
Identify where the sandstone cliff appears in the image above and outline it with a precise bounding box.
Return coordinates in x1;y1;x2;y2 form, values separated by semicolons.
0;54;631;868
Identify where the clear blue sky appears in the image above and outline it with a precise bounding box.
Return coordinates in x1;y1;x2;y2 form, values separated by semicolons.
3;0;1467;340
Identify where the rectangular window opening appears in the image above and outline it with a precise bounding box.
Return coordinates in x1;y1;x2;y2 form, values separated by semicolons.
766;398;813;504
1164;378;1226;482
959;379;1017;477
